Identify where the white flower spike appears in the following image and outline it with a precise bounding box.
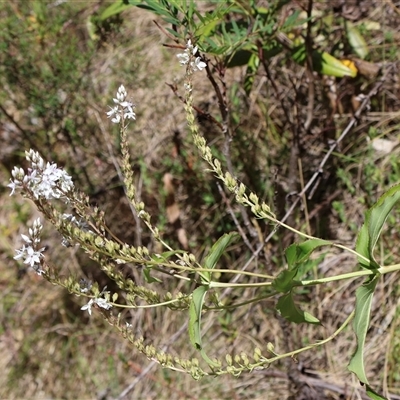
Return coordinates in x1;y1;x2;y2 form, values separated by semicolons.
8;150;74;201
177;40;207;73
107;85;136;124
81;296;112;316
14;218;45;275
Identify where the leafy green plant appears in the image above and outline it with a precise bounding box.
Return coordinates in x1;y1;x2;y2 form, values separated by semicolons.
8;49;400;400
5;1;400;399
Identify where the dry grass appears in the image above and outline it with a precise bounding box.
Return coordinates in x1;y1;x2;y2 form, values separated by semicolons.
1;1;400;399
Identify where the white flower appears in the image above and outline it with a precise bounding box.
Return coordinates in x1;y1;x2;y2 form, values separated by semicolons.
81;298;95;315
192;57;207;71
14;243;44;268
14;242;45;268
81;297;112;316
114;84;127;103
184;83;192;92
107;85;136;125
106;106;121;124
177;52;190;66
14;218;45;275
8;150;74;200
177;40;207;73
8;167;25;195
23;246;43;267
95;297;112;310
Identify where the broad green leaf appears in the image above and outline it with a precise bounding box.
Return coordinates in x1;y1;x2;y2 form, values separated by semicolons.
143;267;162;283
346;21;369;59
295;253;326;281
356;183;400;269
188;286;219;367
366;184;400;259
273;239;329;293
272;269;298;293
348;275;379;384
356;222;372;268
189;286;207;350
285;239;330;267
100;1;131;20
276;292;321;325
202;232;239;283
366;386;388;400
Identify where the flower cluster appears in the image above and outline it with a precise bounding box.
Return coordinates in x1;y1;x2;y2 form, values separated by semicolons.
106;84;136;124
8;149;74;200
177;39;207;72
14;218;46;275
81;296;112;316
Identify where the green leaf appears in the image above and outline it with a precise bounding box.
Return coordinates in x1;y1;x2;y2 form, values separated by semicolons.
100;1;131;20
143;267;162;283
272;269;299;293
276;292;321;325
295;253;325;280
366;386;388;400
127;0;181;25
189;286;207;350
356;222;370;268
194;10;224;38
356;183;400;269
281;10;305;31
346;21;369;59
348;275;380;384
188;286;219;367
243;53;259;95
273;239;329;293
286;239;330;268
202;232;239;283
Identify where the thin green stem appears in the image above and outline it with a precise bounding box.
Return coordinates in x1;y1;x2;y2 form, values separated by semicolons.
206;292;277;310
266;310;354;363
209;281;270;288
110;297;185;309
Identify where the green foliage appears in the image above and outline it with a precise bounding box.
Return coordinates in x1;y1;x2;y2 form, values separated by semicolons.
202;232;239;283
276;292;320;325
273;239;330;293
356;184;400;269
348;275;379;384
188;285;219;367
365;387;388;400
